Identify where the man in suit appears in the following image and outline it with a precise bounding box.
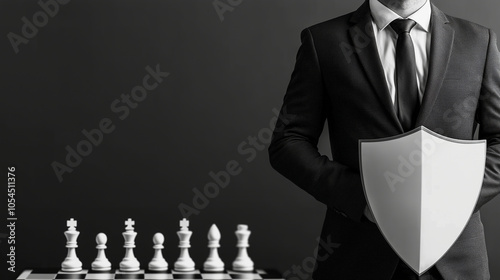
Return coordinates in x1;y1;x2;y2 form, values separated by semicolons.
269;0;500;279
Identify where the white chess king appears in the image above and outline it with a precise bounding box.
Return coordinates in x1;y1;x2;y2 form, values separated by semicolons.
61;218;83;272
119;218;141;272
174;218;195;271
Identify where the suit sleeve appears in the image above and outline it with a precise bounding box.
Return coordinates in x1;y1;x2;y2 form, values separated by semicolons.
475;29;500;211
268;28;366;221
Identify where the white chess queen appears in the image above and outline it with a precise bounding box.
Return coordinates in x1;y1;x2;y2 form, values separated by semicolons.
232;224;254;272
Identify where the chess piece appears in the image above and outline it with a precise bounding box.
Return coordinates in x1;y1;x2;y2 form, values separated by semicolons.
119;218;141;271
174;218;195;271
91;233;112;271
232;224;254;272
148;233;169;271
203;224;225;272
61;218;83;272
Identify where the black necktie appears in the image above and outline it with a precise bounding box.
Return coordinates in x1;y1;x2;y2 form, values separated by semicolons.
390;19;419;131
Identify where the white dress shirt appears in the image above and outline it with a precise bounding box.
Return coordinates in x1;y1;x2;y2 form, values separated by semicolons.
369;0;432;104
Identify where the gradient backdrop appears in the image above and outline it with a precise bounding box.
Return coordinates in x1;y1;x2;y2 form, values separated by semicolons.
1;1;499;279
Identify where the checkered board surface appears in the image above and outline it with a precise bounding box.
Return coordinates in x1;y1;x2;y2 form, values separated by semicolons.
16;269;284;280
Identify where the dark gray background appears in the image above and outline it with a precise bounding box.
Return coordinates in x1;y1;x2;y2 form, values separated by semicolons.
1;1;499;279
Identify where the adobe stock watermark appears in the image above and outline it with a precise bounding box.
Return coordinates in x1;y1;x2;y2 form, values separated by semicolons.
283;235;340;280
384;136;440;192
51;64;169;183
178;106;295;218
213;0;243;22
398;90;495;190
383;89;493;192
442;88;496;131
7;0;70;54
339;22;373;64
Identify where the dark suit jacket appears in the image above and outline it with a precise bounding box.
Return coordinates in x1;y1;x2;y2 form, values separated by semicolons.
269;2;500;279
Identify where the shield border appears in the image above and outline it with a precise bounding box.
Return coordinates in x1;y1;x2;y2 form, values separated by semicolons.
358;126;486;275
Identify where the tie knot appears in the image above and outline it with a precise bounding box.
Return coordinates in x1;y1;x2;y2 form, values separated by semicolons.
390;19;417;34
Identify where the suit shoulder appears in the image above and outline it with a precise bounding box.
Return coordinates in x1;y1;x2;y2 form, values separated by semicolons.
303;11;354;36
445;14;491;39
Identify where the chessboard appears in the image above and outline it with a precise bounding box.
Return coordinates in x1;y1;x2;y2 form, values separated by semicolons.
16;269;285;280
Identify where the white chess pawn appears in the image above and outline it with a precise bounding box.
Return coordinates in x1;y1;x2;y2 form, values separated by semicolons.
92;233;112;271
119;218;141;272
61;218;83;272
174;218;195;271
148;233;169;271
232;224;254;272
203;224;225;272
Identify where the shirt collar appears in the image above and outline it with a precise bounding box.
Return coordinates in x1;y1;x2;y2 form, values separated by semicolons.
369;0;431;32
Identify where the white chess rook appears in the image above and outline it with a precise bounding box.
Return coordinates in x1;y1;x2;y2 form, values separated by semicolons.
174;218;195;271
119;218;141;272
232;224;254;272
61;218;83;272
91;233;112;271
203;224;225;272
148;233;169;271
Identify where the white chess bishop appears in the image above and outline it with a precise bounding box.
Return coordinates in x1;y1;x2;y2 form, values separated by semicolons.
61;218;83;272
174;218;195;271
203;224;225;272
119;218;141;272
91;233;112;271
232;224;254;272
148;233;169;271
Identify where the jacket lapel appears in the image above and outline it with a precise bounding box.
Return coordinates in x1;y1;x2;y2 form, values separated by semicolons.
349;2;403;131
415;5;454;126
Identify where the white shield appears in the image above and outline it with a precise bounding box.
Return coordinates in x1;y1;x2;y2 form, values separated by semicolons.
359;126;486;275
